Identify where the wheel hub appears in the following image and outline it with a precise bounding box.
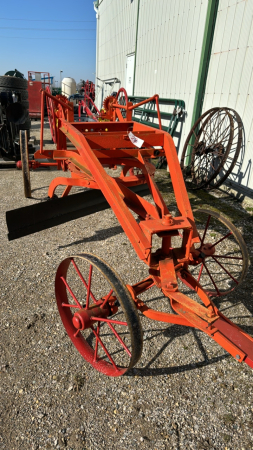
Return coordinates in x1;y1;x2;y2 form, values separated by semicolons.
72;303;110;331
194;141;225;157
200;243;216;256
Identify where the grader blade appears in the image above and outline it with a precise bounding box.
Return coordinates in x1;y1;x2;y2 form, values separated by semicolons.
6;184;150;241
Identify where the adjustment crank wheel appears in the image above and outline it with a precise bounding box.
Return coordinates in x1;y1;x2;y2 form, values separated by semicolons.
115;87;128;120
189;209;249;297
55;253;143;376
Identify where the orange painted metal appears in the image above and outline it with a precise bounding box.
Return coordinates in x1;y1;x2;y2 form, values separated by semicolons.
33;88;253;372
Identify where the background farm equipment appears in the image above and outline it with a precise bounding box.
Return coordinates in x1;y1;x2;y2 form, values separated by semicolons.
27;71;51;120
0;72;31;161
6;87;253;377
180;107;243;190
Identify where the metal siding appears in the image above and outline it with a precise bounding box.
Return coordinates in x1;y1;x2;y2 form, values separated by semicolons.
135;0;209;153
203;0;253;192
96;0;209;154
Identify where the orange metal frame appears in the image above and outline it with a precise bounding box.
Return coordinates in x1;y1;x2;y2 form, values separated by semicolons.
34;90;253;370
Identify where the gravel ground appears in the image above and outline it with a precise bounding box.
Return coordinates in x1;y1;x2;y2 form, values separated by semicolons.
0;120;253;450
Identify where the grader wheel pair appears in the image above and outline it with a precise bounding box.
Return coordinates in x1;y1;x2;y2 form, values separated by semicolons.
180;107;242;190
55;209;248;376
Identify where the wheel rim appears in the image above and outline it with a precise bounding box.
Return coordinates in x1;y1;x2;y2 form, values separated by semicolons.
209;108;243;189
55;253;143;376
181;108;234;189
189;209;249;297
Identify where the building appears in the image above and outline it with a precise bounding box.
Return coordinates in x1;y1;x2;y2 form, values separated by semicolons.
94;0;253;195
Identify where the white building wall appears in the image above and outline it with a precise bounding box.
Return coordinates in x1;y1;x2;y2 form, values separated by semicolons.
96;0;138;107
96;0;208;154
134;0;208;152
203;0;253;192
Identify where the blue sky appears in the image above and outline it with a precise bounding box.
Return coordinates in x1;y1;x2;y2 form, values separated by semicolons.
0;0;96;85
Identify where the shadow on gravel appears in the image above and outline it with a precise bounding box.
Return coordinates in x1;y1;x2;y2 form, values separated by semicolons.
126;324;239;377
58;225;124;249
128;355;229;378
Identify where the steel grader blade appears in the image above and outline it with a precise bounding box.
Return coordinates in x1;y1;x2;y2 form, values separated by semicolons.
6;184;150;241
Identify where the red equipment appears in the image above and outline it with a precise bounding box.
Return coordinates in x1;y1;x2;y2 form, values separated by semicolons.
27;71;51;119
77;94;100;122
81;80;95;101
9;88;253;377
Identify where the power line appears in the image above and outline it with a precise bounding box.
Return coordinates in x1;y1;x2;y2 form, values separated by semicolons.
0;35;96;41
0;17;94;23
0;27;95;31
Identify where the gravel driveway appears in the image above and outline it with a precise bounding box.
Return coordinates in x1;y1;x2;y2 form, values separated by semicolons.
0;120;253;450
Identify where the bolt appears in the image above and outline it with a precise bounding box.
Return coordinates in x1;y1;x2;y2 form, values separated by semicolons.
72;316;82;330
236;355;240;360
162;214;174;226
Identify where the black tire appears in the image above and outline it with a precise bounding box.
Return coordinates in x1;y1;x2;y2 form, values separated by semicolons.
21;101;29;110
19;118;31;130
20;90;29;101
0;76;27;89
0;86;28;99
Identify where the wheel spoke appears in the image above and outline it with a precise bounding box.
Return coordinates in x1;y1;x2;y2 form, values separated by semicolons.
197;263;204;282
71;259;98;304
201;214;211;245
91;317;128;326
86;264;93;309
211;256;239;284
107;323;131;356
213;254;243;260
61;303;81;309
74;329;80;338
209;231;232;249
93;322;100;362
203;261;220;296
60;276;82;309
101;289;114;308
91;326;118;370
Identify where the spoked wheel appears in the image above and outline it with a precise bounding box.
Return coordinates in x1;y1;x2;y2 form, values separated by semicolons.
55;253;143;376
208;108;243;189
180;108;234;189
45;86;57;143
116;87;128;119
189;209;249;297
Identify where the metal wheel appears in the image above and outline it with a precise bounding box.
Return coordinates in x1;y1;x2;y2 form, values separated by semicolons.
181;108;234;189
208;108;243;189
189;209;249;297
20;130;31;198
55;253;143;376
45;86;57;143
116;87;128;119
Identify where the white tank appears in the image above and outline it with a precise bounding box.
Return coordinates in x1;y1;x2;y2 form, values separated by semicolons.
61;77;76;98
